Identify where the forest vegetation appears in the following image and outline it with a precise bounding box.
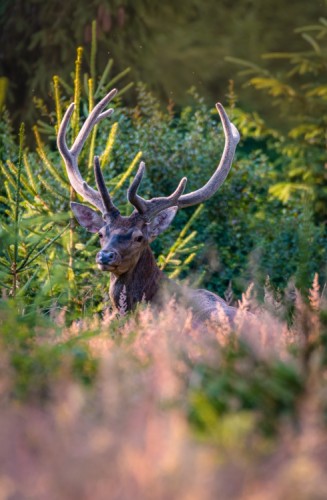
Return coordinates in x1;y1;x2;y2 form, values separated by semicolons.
0;3;326;498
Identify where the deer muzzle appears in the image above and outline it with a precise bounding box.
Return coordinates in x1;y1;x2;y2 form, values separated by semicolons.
96;250;121;269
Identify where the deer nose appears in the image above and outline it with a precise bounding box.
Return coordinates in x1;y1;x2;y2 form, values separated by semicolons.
96;250;118;265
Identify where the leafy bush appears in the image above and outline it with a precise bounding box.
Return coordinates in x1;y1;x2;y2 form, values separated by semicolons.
228;18;327;221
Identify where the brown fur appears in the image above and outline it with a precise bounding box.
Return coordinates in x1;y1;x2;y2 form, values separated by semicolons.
109;246;162;311
108;240;237;323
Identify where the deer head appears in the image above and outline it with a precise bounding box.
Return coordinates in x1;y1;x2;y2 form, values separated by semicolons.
57;89;240;278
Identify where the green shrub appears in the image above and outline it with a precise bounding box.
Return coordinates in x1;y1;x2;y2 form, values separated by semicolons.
228;18;327;222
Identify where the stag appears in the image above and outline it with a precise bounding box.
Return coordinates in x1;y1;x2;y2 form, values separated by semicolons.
57;89;240;322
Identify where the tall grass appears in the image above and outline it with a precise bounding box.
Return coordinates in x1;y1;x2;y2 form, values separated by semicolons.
0;277;326;499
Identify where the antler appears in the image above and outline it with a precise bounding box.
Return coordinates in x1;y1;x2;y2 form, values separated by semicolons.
127;103;240;219
128;162;187;220
59;94;239;222
57;89;119;217
178;103;240;208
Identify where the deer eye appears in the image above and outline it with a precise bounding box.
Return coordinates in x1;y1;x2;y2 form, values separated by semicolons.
98;232;103;239
134;235;144;243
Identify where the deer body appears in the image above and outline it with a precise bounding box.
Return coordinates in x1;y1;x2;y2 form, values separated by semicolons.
109;243;236;322
57;89;240;323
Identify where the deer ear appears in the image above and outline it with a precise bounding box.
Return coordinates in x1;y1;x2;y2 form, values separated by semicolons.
147;206;178;241
71;202;104;233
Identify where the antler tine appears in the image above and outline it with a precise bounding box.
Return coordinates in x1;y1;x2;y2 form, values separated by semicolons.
147;176;187;218
127;161;147;214
71;88;117;157
57;89;118;214
94;156;120;219
57;102;75;159
177;103;240;209
128;161;187;220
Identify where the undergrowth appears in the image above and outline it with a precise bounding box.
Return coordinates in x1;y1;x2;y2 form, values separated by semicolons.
0;277;326;498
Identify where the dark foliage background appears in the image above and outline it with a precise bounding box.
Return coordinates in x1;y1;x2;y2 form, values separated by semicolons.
0;0;325;124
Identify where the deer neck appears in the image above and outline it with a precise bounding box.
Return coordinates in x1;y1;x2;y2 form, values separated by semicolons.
109;246;163;312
